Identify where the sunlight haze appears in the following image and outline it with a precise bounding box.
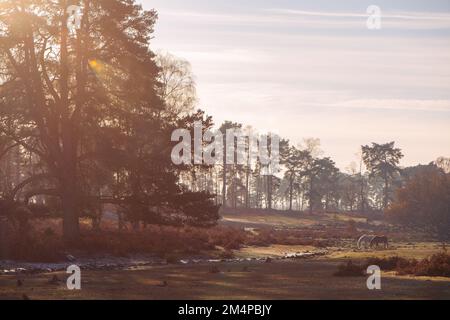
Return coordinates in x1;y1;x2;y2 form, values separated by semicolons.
144;0;450;169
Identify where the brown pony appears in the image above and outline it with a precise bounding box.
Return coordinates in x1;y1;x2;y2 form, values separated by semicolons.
370;236;388;249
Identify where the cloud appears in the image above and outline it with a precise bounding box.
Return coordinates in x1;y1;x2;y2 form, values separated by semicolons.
329;99;450;112
265;8;450;21
157;8;450;30
264;8;450;30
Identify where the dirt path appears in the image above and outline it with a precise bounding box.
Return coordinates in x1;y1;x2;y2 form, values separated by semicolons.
1;259;449;300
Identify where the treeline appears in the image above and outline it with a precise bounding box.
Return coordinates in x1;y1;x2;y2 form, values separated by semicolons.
186;131;448;215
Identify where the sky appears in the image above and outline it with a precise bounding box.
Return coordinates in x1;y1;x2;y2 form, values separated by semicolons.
140;0;450;170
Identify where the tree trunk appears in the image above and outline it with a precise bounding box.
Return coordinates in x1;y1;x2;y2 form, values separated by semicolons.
0;217;10;259
222;163;227;208
289;174;294;211
359;155;365;213
61;185;80;243
60;140;80;242
309;176;314;214
255;176;261;208
383;175;389;210
245;167;250;208
60;1;80;243
359;181;365;213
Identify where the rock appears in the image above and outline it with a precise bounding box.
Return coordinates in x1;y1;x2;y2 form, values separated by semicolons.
22;294;30;300
17;279;23;287
265;257;273;263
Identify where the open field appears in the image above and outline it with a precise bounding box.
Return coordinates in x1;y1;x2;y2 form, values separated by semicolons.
1;259;449;300
326;242;447;260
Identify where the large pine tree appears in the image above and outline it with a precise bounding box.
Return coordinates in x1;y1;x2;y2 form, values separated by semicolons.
0;0;218;241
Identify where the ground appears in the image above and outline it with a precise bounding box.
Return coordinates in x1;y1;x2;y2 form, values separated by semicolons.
0;211;449;300
1;259;449;300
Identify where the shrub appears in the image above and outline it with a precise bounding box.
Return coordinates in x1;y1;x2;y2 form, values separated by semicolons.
218;250;235;259
386;172;450;239
412;252;450;277
334;260;365;277
365;256;412;271
363;253;450;277
207;227;247;250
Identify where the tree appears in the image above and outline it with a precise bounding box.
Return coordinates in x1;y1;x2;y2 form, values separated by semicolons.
387;171;450;239
260;137;286;210
435;157;450;174
281;145;311;211
218;121;241;208
307;157;339;213
0;0;164;241
0;1;218;241
339;173;360;211
155;51;197;116
301;137;323;158
362;142;403;210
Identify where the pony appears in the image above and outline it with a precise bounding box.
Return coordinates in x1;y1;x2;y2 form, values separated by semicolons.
370;236;389;249
357;234;376;249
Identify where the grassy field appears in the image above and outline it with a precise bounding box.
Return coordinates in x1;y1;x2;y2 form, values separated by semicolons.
326;242;447;260
1;259;449;300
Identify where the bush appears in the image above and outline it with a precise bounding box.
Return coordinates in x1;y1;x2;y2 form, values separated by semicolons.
334;260;365;277
207;227;247;250
363;253;450;277
411;252;450;277
386;172;450;239
218;250;235;259
365;256;411;271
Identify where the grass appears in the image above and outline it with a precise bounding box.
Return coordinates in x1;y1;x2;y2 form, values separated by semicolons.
1;260;449;300
327;242;446;261
235;244;318;259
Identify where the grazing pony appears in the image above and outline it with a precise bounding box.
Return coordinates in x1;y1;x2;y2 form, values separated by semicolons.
370;236;388;249
357;234;376;249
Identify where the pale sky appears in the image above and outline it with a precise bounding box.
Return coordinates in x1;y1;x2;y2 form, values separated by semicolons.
141;0;450;169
